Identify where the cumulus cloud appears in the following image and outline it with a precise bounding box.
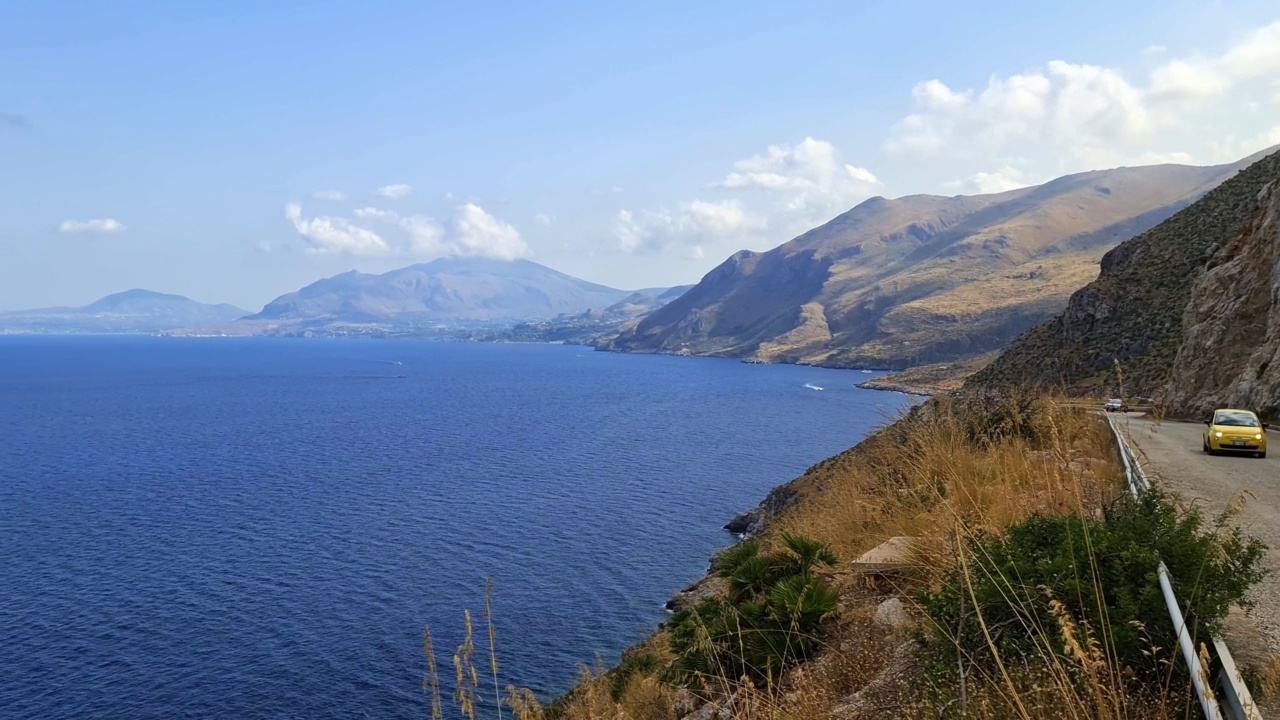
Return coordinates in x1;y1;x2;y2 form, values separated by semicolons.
58;218;125;234
617;137;880;256
1150;22;1280;99
617;199;760;255
534;213;553;227
944;167;1034;194
884;20;1280;189
283;202;529;260
284;203;391;256
886;63;1150;164
374;184;412;200
717;137;881;212
444;203;530;259
311;190;346;201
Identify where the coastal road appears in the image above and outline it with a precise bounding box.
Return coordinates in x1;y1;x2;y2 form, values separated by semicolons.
1118;414;1280;663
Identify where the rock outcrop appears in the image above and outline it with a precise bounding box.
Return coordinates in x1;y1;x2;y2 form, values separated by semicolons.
1162;178;1280;420
970;148;1280;397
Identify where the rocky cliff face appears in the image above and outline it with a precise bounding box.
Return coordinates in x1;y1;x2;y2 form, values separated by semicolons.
970;148;1280;396
1163;179;1280;420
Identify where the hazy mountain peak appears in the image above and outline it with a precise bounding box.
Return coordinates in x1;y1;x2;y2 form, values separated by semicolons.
249;257;633;324
1;290;248;334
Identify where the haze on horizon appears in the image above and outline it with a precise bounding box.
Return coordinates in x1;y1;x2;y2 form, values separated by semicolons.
2;0;1279;312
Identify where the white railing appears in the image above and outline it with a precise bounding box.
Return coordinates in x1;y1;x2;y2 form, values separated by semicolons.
1105;413;1262;720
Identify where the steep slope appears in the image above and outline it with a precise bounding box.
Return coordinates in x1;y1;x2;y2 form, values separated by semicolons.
606;153;1266;369
0;289;248;334
971;148;1280;397
250;257;630;323
1162;174;1280;419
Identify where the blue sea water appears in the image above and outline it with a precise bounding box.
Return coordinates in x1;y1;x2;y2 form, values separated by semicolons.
0;337;909;719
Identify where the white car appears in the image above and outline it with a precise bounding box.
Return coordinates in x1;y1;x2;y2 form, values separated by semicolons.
1104;398;1128;413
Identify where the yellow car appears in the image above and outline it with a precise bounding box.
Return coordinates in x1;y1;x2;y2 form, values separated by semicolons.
1203;409;1268;458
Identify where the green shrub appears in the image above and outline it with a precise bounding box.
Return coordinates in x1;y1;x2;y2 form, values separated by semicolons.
919;488;1266;684
667;534;839;689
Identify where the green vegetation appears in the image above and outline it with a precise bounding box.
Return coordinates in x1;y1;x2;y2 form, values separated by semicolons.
666;534;840;689
919;489;1267;691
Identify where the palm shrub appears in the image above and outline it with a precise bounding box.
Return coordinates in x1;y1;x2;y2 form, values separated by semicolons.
668;534;839;689
918;487;1266;686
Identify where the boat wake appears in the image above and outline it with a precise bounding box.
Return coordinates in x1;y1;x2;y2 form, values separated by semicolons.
803;383;824;391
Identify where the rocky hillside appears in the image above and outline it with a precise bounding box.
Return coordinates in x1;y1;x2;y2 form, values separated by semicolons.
603;154;1267;369
1162;174;1280;420
971;148;1280;398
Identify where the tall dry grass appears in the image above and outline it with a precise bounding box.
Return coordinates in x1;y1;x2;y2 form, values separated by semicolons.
426;395;1223;720
773;394;1122;562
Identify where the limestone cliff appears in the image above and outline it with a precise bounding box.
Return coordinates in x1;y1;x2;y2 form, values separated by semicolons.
1163;178;1280;420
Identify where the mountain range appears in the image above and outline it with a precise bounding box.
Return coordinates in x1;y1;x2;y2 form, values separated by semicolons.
8;148;1277;359
602;149;1275;370
0;290;247;334
249;257;637;324
972;146;1280;418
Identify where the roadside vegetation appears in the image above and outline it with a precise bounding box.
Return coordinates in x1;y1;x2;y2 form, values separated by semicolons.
425;393;1268;719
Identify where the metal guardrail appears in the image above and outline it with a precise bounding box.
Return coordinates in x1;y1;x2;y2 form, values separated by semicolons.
1106;414;1262;720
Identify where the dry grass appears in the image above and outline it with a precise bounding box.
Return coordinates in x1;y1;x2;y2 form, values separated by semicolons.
771;395;1121;562
433;396;1211;720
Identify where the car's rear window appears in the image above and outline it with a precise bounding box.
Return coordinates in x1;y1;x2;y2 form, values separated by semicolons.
1215;411;1260;427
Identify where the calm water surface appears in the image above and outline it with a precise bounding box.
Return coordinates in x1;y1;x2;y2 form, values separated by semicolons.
0;337;909;718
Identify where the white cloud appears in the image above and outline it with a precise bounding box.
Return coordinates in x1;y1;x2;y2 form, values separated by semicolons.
1148;22;1280;100
352;207;400;222
944;167;1034;194
255;240;272;253
394;205;530;260
886;63;1149;164
1138;150;1196;165
534;213;553;227
283;202;529;261
284;203;391;256
58;218;125;234
717;137;881;212
374;184;412;200
311;190;346;201
617;137;880;256
884;20;1280;190
445;203;531;259
617;199;762;255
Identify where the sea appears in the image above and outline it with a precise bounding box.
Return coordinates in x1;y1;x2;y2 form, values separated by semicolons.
0;337;910;719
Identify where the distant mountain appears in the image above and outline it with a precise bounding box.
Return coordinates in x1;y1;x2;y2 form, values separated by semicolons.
468;284;695;345
0;289;248;334
971;147;1280;407
604;150;1274;370
243;258;637;329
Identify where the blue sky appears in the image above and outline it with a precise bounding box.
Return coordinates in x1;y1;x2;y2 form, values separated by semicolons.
2;0;1279;311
